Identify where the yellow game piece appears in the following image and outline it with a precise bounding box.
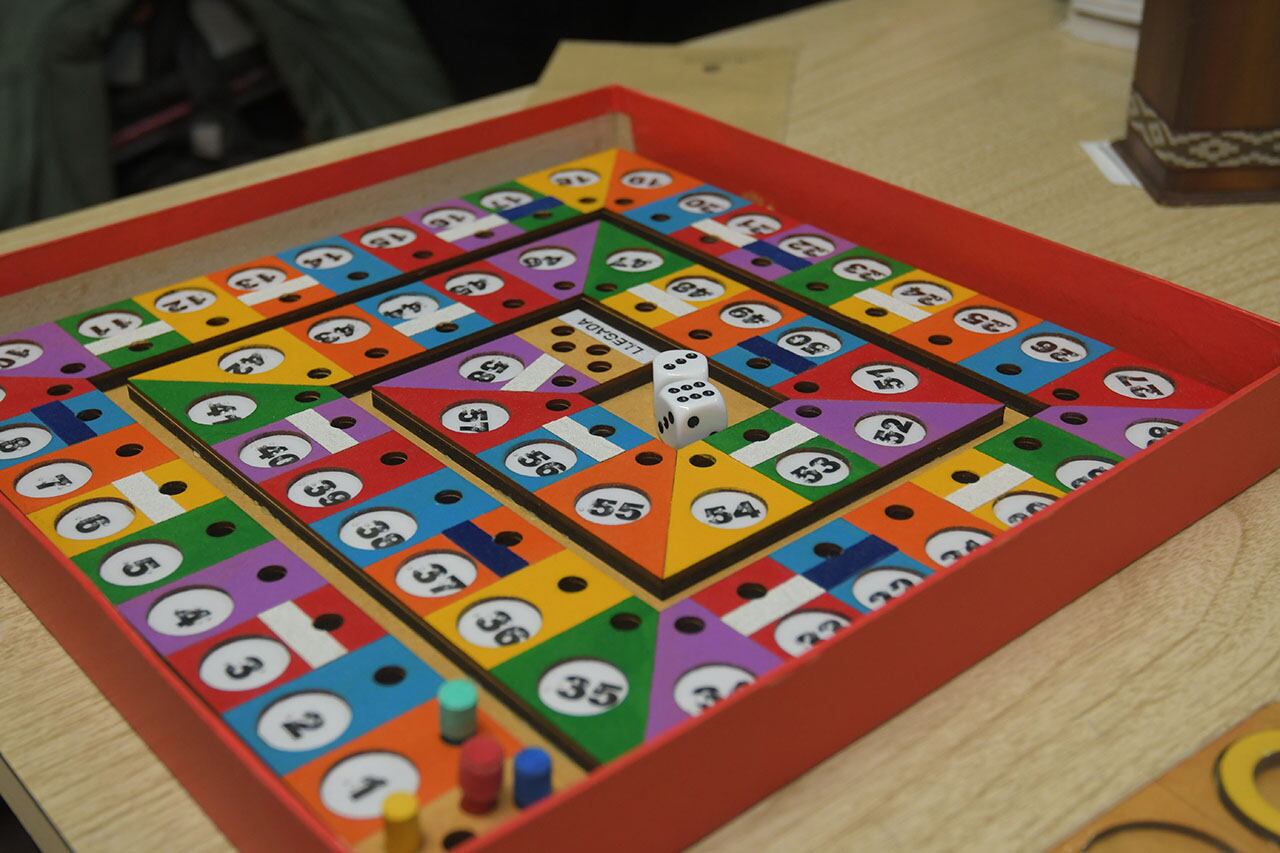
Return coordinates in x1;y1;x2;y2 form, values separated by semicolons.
381;791;423;853
517;149;619;212
1216;728;1280;840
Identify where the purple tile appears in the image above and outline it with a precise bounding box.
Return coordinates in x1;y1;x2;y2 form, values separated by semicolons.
117;541;326;655
402;198;521;250
645;600;781;740
487;221;599;300
773;398;1002;466
211;397;389;483
376;333;597;393
1036;405;1203;458
0;322;108;379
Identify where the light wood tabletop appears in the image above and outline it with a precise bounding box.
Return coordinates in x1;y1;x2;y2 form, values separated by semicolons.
2;1;1278;850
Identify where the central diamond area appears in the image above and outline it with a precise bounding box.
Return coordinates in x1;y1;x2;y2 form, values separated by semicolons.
372;218;1003;597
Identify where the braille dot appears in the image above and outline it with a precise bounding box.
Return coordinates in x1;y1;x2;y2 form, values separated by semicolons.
737;582;767;599
576;197;596;205
116;443;144;457
813;542;844;558
700;235;719;244
435;489;462;504
502;299;524;309
690;329;713;340
206;316;230;327
796;405;822;418
596;283;617;293
76;408;101;421
635;302;657;312
551;325;574;336
884;504;914;521
589;424;615;437
46;384;73;396
751;257;772;267
1013;436;1042;451
313;613;343;631
364;347;389;359
128;341;154;353
651;213;671;222
159;480;187;495
610;612;641;630
588;361;611;373
793;381;819;393
746;357;771;369
206;521;236;537
307;368;331;380
494;530;522;547
951;470;980;484
374;666;405;685
806;281;828;292
532;210;552;220
636;451;663;466
586;344;610;356
1052;388;1080;401
474;230;493;240
614;198;634;207
551;375;576;387
557;576;587;592
381;451;407;466
280;293;302;303
553;281;575;291
996;363;1022;376
744;428;770;442
552;341;576;353
1060;412;1088;425
412;250;434;260
347;271;368;281
546;399;571;411
436;322;459;333
674;616;705;634
865;307;888;318
928;335;952;346
690;453;715;468
295;391;321;403
257;565;287;582
329;416;357;429
61;362;85;374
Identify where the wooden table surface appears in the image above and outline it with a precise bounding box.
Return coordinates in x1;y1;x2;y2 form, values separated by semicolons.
2;1;1278;850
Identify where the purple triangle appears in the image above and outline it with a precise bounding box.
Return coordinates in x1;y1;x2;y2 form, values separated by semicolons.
773;399;1002;466
487;221;600;300
1036;405;1203;457
645;600;781;740
376;333;597;393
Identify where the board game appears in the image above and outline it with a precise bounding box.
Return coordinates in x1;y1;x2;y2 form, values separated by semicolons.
1;87;1278;851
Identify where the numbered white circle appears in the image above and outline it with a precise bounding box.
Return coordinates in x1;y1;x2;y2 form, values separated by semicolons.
833;257;894;282
854;413;926;447
239;433;312;470
0;341;44;370
153;288;215;314
218;346;285;376
395;552;478;599
286;470;364;509
444;272;504;296
226;266;287;292
504;441;577;478
1020;334;1089;364
76;310;143;339
665;276;725;302
187;393;258;426
993;491;1057;527
778;234;837;259
440;401;510;434
850;363;920;395
773;611;851;657
1056;457;1115;490
198;636;291;692
0;425;52;461
294;246;353;270
549;168;599;187
457;598;543;648
925;528;993;566
146;587;235;637
574;485;651;526
673;663;755;716
691;490;767;530
14;460;93;499
777;328;842;358
359;226;416;249
307;317;371;345
538;659;629;716
518;246;577;271
953;307;1018;335
459;352;524;383
605;248;664;274
420;207;476;230
890;281;953;308
319;752;420;820
257;691;353;752
776;450;850;488
726;213;782;236
1103;369;1175;400
377;293;437;322
719;302;783;329
55;499;135;541
852;567;925;610
676;192;732;215
99;541;184;587
620;169;672;189
339;509;417;551
1124;419;1181;449
479;189;533;211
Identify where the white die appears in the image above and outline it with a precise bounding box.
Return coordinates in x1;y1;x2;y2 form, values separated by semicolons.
652;349;709;410
656;379;728;448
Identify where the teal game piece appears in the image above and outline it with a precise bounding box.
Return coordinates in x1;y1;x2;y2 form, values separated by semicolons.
440;679;478;744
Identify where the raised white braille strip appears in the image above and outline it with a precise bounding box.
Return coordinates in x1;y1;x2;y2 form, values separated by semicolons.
286;408;358;454
624;283;698;317
946;464;1032;512
238;275;319;306
84;322;175;355
113;472;184;523
692;218;755;247
723;575;825;636
435;213;507;243
394;301;473;337
259;600;347;668
852;288;930;322
730;422;818;468
545;416;623;461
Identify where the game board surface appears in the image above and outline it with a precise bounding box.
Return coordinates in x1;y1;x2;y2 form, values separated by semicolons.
0;146;1230;847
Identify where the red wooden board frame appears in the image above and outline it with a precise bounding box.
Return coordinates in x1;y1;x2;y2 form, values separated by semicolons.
1;87;1277;852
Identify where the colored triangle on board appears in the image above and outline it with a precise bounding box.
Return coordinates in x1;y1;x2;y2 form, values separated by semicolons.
486;220;601;301
784;342;997;405
1035;405;1203;458
517;150;619;213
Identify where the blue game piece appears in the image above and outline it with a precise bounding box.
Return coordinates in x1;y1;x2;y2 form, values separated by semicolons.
513;746;553;808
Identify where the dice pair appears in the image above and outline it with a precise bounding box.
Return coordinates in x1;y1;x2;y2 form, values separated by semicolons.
653;350;727;448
